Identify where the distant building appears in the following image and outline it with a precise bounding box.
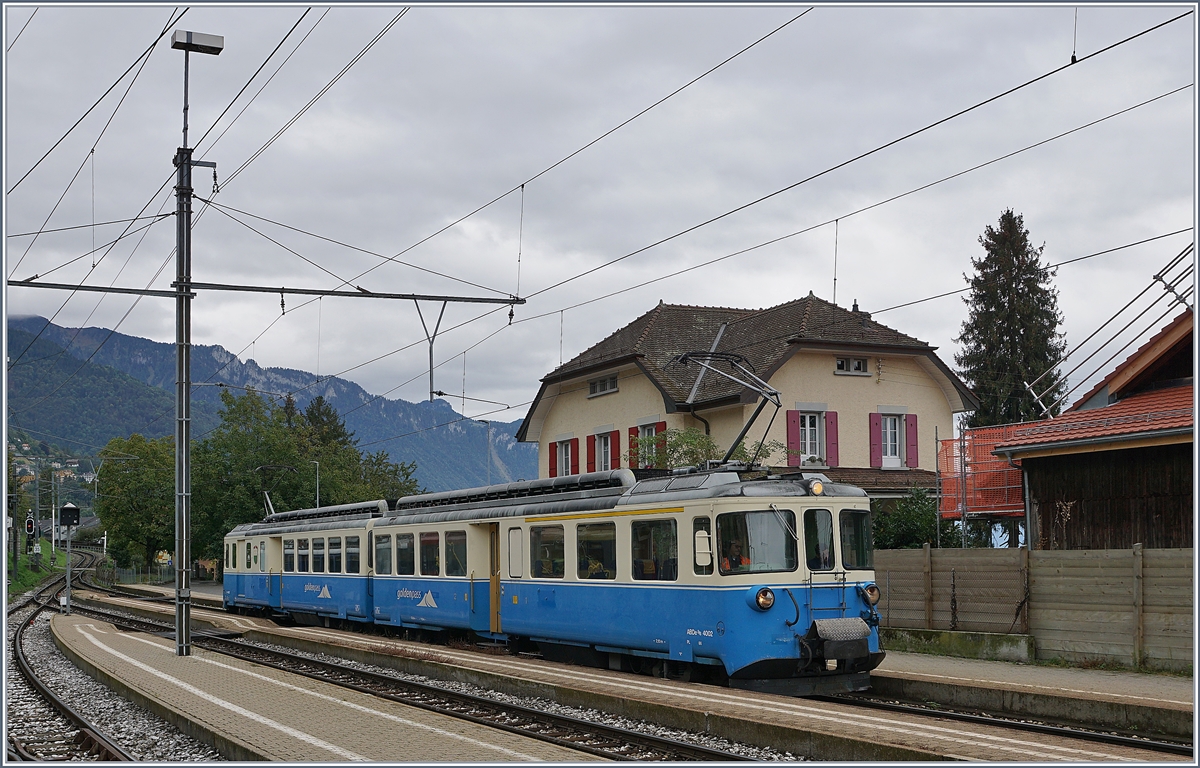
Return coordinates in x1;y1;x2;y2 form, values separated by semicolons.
517;294;977;499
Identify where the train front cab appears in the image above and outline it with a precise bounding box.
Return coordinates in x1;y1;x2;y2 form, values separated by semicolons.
493;495;883;697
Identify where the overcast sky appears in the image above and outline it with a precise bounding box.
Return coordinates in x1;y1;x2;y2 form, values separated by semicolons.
4;4;1195;430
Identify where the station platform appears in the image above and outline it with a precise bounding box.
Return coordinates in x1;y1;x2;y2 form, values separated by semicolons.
50;612;597;762
71;589;1187;761
872;650;1193;738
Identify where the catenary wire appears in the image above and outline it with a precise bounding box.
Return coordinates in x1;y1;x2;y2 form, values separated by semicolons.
6;7;179;280
6;7;37;52
223;8;410;186
6;214;174;239
7;7;187;194
197;8;332;156
9;10;339;377
194;197;508;295
337;8;814;293
522;10;1194;302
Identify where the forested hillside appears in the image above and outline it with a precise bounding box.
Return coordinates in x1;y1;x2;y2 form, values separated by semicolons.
7;316;538;491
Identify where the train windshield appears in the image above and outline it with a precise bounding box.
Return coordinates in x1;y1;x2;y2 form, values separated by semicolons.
716;510;797;574
840;509;874;569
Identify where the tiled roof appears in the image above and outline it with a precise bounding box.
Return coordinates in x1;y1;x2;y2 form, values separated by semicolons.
1068;309;1193;411
778;466;937;493
546;295;935;405
995;384;1193;451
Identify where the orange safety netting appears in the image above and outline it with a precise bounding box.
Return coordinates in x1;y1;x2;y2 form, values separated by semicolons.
937;424;1024;519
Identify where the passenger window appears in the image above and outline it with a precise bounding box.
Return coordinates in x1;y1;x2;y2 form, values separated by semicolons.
345;536;360;574
396;533;415;575
312;538;325;573
804;509;834;571
297;539;310;572
631;519;677;581
693;517;713;575
716;510;797;575
530;525;565;579
445;531;467;577
328;537;342;573
508;528;523;578
420;533;440;576
283;540;294;572
245;542;252;570
374;534;392;575
577;522;615;579
259;541;266;572
840;509;874;569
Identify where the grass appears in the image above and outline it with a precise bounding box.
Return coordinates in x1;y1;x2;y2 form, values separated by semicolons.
1033;655;1193;678
6;545;68;600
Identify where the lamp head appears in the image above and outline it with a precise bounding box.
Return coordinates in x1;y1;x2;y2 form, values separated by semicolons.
171;30;224;55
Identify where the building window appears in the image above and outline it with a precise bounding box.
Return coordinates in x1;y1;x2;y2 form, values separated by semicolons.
835;357;869;375
639;424;658;469
881;415;901;468
797;412;821;459
557;440;572;475
596;432;611;471
588;374;619;397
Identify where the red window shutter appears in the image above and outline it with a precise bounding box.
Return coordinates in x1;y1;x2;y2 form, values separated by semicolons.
786;410;801;467
629;427;639;468
869;413;883;468
586;435;596;473
655;421;667;434
655;421;667;467
825;411;839;468
548;441;558;478
570;437;580;475
905;414;919;467
610;430;621;469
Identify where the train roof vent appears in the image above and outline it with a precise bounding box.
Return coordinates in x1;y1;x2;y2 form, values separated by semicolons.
262;500;388;524
389;468;637;512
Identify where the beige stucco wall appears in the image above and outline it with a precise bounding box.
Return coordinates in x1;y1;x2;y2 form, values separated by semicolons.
537;364;690;477
534;351;956;477
751;350;955;472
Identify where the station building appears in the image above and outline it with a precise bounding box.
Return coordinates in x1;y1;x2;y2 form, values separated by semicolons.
516;294;977;501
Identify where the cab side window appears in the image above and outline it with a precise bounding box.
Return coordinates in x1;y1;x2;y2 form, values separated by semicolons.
445;530;467;577
631;520;677;581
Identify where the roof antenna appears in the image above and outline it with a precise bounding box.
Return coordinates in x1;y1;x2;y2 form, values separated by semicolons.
1071;7;1078;64
832;218;839;305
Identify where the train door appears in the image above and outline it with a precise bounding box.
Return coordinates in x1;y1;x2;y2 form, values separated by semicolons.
466;523;497;634
803;508;848;618
489;523;501;633
267;536;283;610
236;539;247;598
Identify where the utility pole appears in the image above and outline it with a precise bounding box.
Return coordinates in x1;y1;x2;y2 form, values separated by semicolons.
171;28;223;657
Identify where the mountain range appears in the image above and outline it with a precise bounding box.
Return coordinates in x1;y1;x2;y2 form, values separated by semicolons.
6;315;538;492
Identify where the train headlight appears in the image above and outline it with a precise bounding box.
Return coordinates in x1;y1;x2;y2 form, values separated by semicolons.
808;480;824;495
755;587;775;610
861;584;881;606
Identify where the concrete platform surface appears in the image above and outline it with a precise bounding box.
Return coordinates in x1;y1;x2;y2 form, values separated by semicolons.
877;649;1193;709
50;613;598;762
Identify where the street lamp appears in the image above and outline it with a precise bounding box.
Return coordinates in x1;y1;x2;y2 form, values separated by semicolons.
171;28;223;658
310;460;320;508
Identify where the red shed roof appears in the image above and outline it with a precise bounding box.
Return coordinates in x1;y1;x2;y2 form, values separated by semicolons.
994;383;1193;455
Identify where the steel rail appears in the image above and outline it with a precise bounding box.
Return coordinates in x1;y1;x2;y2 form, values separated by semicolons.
11;550;135;762
814;694;1193;757
60;593;748;762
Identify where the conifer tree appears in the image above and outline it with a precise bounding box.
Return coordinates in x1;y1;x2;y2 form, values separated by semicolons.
955;210;1067;426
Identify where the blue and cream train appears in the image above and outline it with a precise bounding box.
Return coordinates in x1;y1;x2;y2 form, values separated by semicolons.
223;467;885;695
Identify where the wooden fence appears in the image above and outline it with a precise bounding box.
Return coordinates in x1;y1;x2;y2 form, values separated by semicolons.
874;546;1193;670
1029;546;1192;670
875;547;1026;634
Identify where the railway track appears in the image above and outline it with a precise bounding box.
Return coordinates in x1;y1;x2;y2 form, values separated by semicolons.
56;593;751;761
814;694;1194;758
7;550;134;762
